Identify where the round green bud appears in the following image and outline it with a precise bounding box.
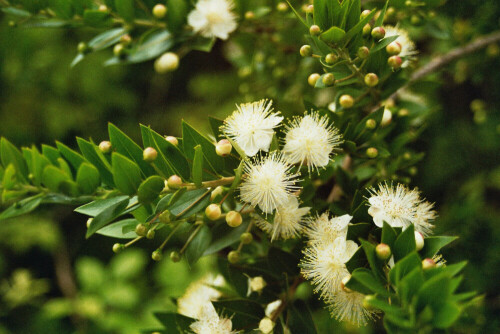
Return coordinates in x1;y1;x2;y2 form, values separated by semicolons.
325;53;338;64
77;42;90;54
371;26;386;40
143;147;158;162
154;52;179;74
170;250;181;262
276;2;288;12
205;204;222;221
388;56;402;69
135;223;148;237
339;95;354;109
398;108;409;117
98;141;112;153
309;25;321;36
308;73;321;87
300;45;312;57
364;73;379;87
362;23;372;36
386;7;396;18
244;11;255;20
238;66;252;78
226;211;243;227
375;243;391;260
152;4;167;19
228;250;240;264
159;210;172;223
362;295;376;309
216;139;232;157
120;34;132;45
403;152;412;160
8;20;16;28
422;258;436;270
386;41;402;55
408;166;417;176
167;175;183;189
360;9;372;20
86;218;93;228
410;14;422;25
146;229;156;239
305;5;314;14
113;43;126;58
165;135;178;146
357;46;370;59
113;243;124;253
366;147;378;158
152;250;163;261
366;119;377;129
240;232;253;244
322;73;335;86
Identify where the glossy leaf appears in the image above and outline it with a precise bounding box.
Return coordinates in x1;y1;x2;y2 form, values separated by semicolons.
185;224;212;266
137;175;164;204
76;162;101;194
112;153;143;195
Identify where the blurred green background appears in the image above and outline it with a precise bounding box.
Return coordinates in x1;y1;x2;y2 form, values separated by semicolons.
0;0;499;333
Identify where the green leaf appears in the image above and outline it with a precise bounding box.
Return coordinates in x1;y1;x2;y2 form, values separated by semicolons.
364;296;406;318
288;300;318;334
345;246;366;273
320;26;346;44
268;247;300;276
343;8;376;44
112;153;143;195
393;224;416;261
83;10;113;28
50;0;73;19
353;106;384;143
75;195;130;216
374;0;389;27
420;236;458;259
56;141;87;171
169;188;211;219
42;165;71;193
213;300;264;330
114;0;134;22
203;220;249;256
192;145;204;187
313;0;329;29
2;164;17;190
417;273;451;311
346;223;372;241
57;157;73;178
399;267;425;304
381;221;398;248
345;0;361;32
42;144;61;165
208;116;224;140
433;302;461;328
76;163;101;194
77;138;114;187
0;194;44;221
154;313;195;334
351;268;391;297
185;224;212;266
360;239;385;281
96;218;138;239
371;35;399;53
88;27;127;50
137;175;164;204
1;138;28;183
166;0;188;32
1;7;32;17
86;195;132;238
182;121;224;174
389;252;421;284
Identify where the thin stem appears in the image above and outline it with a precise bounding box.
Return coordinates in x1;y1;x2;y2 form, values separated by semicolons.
159;222;183;251
180;223;204;254
125;236;144;248
177;176;236;190
236;221;254;252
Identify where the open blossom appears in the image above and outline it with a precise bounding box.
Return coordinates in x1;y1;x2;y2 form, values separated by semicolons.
188;0;238;40
327;288;378;326
221;100;283;157
383;25;418;68
367;182;436;235
303;213;352;245
255;195;310;240
282;112;342;172
177;275;225;319
189;302;236;334
240;152;300;213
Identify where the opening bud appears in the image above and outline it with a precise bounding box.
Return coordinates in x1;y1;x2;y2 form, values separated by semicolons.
339;94;354;108
112;243;124;253
300;45;312;57
240;232;253;244
167;175;183;189
143;147;158;162
309;25;321;36
152;250;163;261
386;41;402;55
371;26;386;40
341;275;353;293
364;73;379;87
211;186;225;200
375;243;391;259
322;73;335;86
154;52;179;74
381;108;392;126
99;141;112;153
228;250;240;264
259;317;275;334
415;231;424;251
152;4;167;19
325;53;338;64
308;73;320;87
135;223;148;236
276;2;288;12
165;135;178;146
205;204;222;221
216;139;232;157
388;55;403;69
170;250;181;262
357;46;370;59
146;229;156;239
366;119;377;129
422;258;436;270
226;211;243;227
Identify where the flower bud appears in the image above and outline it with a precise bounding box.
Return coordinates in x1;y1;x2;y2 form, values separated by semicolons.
325;53;338;64
276;2;288;12
360;9;372;20
362;23;372;36
154;52;179;74
410;14;422;25
170;250;181;262
205;204;222;221
120;34;132;45
386;41;402;55
259;317;274;334
375;243;391;260
152;4;167;19
143;147;158;162
152;250;163;261
216;139;232;157
165;135;178;146
409;166;417;176
8;20;16;28
322;73;335;86
135;223;148;236
305;5;314;14
415;231;424;251
341;275;353;292
146;229;156;239
249;276;267;293
357;46;370;59
167;175;183;189
386;7;396;18
112;243;124;253
388;55;403;69
86;218;93;228
371;26;386;40
113;43;126;58
300;45;312;57
308;73;320;86
226;211;242;227
398;108;409;117
99;140;112;153
240;232;253;244
422;258;436;270
366;119;377;129
362;295;375;309
244;11;255;20
309;25;321;36
381;108;392;126
228;250;240;264
98;4;108;12
210;186;224;201
364;73;379;87
78;42;90;54
339;94;354;108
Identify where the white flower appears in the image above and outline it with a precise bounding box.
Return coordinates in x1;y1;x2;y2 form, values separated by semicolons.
240;152;300;213
300;236;358;300
255;196;310;240
190;302;236;334
381;108;392;127
221;100;283;157
326;289;378;326
187;0;238;40
177;275;225;319
265;299;282;318
383;25;418;68
303;213;352;245
367;182;436;235
282;112;342;172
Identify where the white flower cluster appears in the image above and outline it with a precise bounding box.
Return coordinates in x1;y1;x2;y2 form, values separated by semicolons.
383;25;418;68
367;182;436;236
300;213;378;326
188;0;238;40
222;100;342;240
